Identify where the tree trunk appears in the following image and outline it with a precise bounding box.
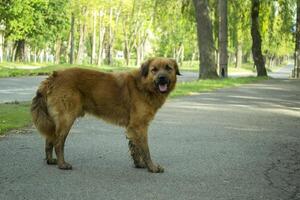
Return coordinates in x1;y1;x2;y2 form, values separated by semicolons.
136;31;141;67
124;43;131;66
235;42;242;68
69;12;75;64
34;47;37;63
251;0;267;77
91;10;97;64
25;45;31;62
97;10;105;66
218;0;228;78
39;49;44;63
193;0;218;79
105;7;121;65
77;22;87;64
55;38;62;64
14;39;26;62
106;8;113;65
295;0;300;78
0;32;3;62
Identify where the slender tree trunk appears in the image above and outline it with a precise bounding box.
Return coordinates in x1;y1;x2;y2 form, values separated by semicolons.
106;8;113;65
39;49;44;63
251;0;267;77
136;31;141;66
14;39;26;62
91;10;97;64
180;45;184;65
193;0;218;79
105;7;120;65
77;22;87;64
55;38;62;64
34;47;37;63
191;51;196;61
235;42;242;68
69;12;75;64
97;10;105;66
0;32;3;62
26;45;31;62
124;43;131;66
295;0;300;78
218;0;228;78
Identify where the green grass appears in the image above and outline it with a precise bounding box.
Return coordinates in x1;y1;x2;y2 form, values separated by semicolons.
0;76;267;135
0;60;286;78
180;60;286;73
170;76;268;98
0;62;136;78
0;101;31;135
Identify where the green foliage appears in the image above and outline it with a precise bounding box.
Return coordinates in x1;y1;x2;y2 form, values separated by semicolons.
1;0;69;48
0;0;297;71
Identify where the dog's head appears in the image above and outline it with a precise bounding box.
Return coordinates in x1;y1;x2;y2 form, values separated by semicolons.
140;57;181;94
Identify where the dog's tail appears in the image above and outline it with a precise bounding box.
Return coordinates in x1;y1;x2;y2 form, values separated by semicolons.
31;83;56;140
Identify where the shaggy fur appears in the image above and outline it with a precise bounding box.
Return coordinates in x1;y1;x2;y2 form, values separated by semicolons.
31;57;180;173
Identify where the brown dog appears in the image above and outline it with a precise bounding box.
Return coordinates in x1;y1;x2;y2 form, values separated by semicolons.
31;57;180;173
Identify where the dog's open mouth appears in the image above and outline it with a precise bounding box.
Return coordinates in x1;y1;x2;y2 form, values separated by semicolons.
158;84;168;93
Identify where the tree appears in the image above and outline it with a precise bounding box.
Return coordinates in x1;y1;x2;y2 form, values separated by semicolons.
251;0;267;77
218;0;228;77
295;0;300;78
69;12;75;64
1;0;68;62
193;0;218;79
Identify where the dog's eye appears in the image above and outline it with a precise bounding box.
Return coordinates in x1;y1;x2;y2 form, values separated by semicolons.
151;67;158;74
166;65;172;72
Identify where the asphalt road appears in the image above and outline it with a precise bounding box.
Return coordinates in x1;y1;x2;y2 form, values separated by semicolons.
0;66;300;199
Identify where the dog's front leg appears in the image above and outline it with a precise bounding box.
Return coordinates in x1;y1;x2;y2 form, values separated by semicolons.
126;126;164;173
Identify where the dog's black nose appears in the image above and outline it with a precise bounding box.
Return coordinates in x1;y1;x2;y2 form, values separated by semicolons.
158;75;168;84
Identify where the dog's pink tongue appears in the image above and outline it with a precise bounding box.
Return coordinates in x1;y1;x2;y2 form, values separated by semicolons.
159;84;168;92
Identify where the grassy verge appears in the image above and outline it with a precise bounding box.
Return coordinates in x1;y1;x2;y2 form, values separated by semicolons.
0;77;266;135
0;102;31;135
0;62;136;78
180;60;286;73
170;76;268;98
0;60;286;78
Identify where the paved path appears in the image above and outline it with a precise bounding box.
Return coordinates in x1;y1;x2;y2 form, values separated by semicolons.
0;76;46;103
0;72;299;199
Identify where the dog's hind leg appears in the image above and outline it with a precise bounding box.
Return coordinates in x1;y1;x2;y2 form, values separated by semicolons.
53;116;76;170
45;138;57;165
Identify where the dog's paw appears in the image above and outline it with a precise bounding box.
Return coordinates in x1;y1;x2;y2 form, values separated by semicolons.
58;162;73;170
148;164;164;173
46;158;57;165
134;162;147;168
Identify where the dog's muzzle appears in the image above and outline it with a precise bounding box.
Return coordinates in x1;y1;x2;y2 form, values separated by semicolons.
156;75;170;93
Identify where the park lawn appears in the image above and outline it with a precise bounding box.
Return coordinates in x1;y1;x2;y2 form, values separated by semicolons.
0;61;284;78
0;76;266;135
170;76;268;98
0;62;136;78
180;60;285;73
0;102;32;135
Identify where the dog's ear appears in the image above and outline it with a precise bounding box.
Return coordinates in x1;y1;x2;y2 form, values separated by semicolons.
171;59;181;76
140;58;154;77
